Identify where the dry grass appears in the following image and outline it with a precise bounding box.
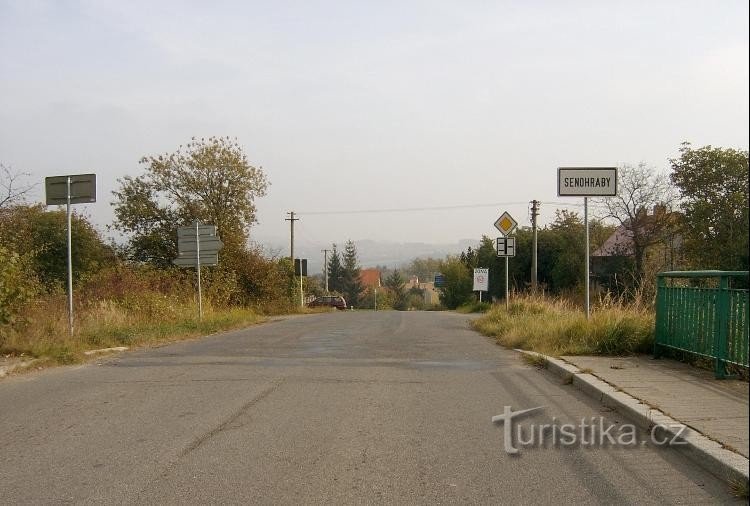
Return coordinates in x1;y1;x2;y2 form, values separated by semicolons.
1;294;264;365
472;293;654;357
730;478;749;499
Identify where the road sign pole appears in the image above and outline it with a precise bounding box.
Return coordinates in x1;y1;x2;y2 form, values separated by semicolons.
584;197;590;320
66;176;74;336
196;221;203;320
300;275;303;308
505;257;509;311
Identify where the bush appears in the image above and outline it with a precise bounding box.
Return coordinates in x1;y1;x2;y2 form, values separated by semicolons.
0;246;39;325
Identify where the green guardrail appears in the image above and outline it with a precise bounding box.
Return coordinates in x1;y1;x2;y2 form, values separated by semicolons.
654;271;749;379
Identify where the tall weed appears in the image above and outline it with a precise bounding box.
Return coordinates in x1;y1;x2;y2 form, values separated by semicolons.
472;293;654;356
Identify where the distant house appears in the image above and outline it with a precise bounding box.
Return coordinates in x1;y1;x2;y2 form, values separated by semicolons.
403;275;440;305
359;268;382;289
592;206;682;286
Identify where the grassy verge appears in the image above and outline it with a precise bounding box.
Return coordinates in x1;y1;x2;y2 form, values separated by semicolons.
1;296;266;365
456;301;492;314
472;294;654;356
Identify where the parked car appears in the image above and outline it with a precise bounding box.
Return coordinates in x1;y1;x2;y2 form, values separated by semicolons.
308;295;348;310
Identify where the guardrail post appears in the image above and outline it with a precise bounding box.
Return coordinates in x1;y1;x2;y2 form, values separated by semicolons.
654;274;666;359
714;275;730;379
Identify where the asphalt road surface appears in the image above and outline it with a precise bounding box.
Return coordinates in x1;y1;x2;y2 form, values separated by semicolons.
0;312;739;504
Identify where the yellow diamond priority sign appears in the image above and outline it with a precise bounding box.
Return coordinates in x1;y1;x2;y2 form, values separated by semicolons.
494;211;518;236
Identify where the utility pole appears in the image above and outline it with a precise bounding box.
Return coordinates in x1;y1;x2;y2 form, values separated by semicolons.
285;211;299;263
322;249;329;292
531;200;539;293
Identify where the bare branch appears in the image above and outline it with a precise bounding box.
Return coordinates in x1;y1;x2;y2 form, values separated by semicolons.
0;163;36;209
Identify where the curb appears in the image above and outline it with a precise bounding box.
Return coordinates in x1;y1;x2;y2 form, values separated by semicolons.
516;349;749;487
83;346;129;356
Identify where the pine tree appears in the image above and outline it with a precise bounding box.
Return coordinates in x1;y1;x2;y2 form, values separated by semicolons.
341;240;363;306
327;244;343;294
384;269;406;310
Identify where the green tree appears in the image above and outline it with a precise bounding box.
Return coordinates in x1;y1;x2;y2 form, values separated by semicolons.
384;269;406;309
437;257;473;309
670;142;749;270
327;244;343;293
0;204;115;288
341;240;363;306
460;236;502;300
112;136;269;266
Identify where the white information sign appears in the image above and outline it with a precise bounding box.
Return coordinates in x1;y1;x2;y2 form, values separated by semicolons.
496;237;516;257
557;167;617;197
473;268;489;292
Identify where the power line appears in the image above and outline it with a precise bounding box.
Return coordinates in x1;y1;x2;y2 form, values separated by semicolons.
296;200;607;217
298;202;532;216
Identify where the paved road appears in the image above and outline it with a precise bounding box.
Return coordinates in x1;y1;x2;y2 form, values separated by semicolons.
0;312;738;504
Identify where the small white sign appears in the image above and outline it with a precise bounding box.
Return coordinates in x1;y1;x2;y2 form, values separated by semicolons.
496;237;516;257
558;167;617;197
473;268;489;292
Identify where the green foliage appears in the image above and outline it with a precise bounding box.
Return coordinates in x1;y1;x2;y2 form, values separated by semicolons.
359;286;394;310
670;142;749;271
341;240;364;306
113;136;268;265
437;257;474;309
0;204;116;288
230;248;297;312
0;246;39;324
384;269;407;309
404;286;427;310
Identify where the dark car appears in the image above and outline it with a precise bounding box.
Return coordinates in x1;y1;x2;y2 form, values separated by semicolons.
308;295;348;310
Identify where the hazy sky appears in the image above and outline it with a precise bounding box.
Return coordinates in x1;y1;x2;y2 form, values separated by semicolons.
1;1;748;253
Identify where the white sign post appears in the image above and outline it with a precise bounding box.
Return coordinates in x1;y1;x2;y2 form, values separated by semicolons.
558;167;618;319
473;268;489;302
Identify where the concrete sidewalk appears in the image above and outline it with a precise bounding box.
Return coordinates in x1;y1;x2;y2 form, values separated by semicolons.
560;355;749;458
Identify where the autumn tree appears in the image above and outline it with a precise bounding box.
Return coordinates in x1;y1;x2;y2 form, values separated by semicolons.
670;143;749;271
112;136;268;266
595;163;677;283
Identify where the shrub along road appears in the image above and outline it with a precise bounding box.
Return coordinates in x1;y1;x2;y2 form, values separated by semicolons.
0;312;739;503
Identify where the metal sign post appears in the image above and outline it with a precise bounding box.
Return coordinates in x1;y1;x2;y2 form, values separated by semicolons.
496;236;516;310
66;177;73;335
175;223;223;319
558;167;617;319
495;211;518;311
196;221;202;320
505;257;509;310
294;259;308;307
45;173;97;336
